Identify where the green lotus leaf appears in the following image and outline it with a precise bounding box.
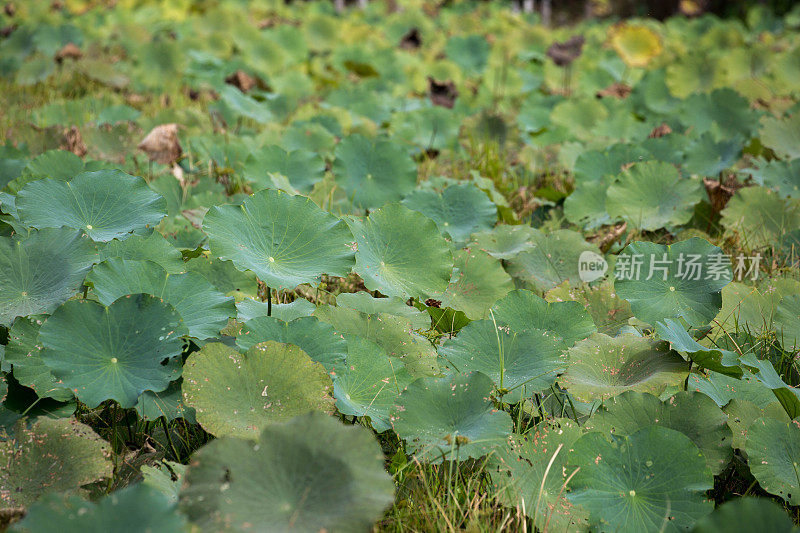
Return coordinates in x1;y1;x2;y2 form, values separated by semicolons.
182;342;334;439
605;161;703;231
739;354;800;419
314;304;438;377
550;99;609;141
491;289;597;348
655;318;742;377
723;399;789;450
204;188;355;290
401;183;497;244
391;371;512;463
22;149;84;181
614;239;732;326
10;483;187;533
507;229;602;291
489;419;589;532
180;412;394;531
471;225;537;260
17;170;167;242
564;178;615;229
244;145;325;193
332;134;417;209
97;232;185;274
744;157;800;199
774;294;800;352
348;203;453;300
237;316;346;372
545;280;633;336
135;380;195;423
678;89;760;140
439;248;513;320
585;391;732;475
141;461;186;505
183;255;258;300
689;370;778;409
390;106;462;152
0;228;97;325
5;316;72;401
0;417;112;512
236;297;315;323
38;295;187;408
710;280;785;339
691;497;799;533
445;34;490;74
683;133;742;177
333;335;414;432
336;292;429;329
560;333;689;402
721;186;800;250
567;426;714;532
440;320;566;400
760;111;800;160
745;417;800;505
86;259;234;340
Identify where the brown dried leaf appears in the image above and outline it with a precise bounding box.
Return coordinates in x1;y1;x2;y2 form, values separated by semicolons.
649;122;673;138
428;76;458;109
54;42;82;63
225;69;257;93
596;82;631;100
399;27;421;50
60;125;87;157
546;35;585;67
138;123;182;165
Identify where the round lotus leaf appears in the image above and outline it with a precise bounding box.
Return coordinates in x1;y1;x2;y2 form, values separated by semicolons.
683;133;742;177
0;417;112;512
0;228;97;326
760;111;800;160
567;426;714;532
489;419;589;532
746;157;800;200
560;333;689;402
609;24;662;68
724;399;789;450
491;289;597;348
585;391;732;475
38;295;187;408
182;341;334;439
204;188;355;290
10;483;187;533
244;145;325;193
507;230;602;291
332;134;417;209
445;34;490;73
691;497;798;533
86;259;234;340
237;316;346;373
745;417;800;504
655;318;742;377
97;232;185;274
391;371;512;463
689;370;778;409
180;412;394;532
16;170;167;242
401;183;497;244
235;297;315;323
348;203;453;300
314;304;439;377
614;238;732;327
564;178;615;229
440;320;566;400
335;292;429;329
471;225;537;260
4;316;72;401
390;106;462;152
545;280;633;337
606;161;703;231
721;186;800;250
439;248;514;320
140;461;186;505
333;335;414;432
183;255;258;300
